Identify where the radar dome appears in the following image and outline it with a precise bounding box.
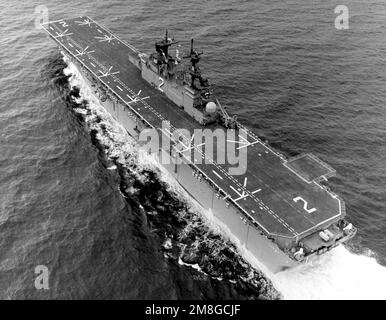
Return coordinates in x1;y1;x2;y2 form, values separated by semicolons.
205;101;217;113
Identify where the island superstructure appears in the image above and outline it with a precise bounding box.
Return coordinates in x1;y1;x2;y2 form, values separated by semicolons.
41;16;356;273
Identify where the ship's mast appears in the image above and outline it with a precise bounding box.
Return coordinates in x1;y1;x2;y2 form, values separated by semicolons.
184;38;203;73
155;29;178;58
183;38;209;89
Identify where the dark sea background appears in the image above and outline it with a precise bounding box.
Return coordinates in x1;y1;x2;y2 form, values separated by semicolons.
1;0;386;299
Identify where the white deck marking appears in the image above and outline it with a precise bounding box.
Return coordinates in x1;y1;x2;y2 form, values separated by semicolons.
116;85;123;91
86;16;139;53
41;19;63;26
68;43;73;47
179;141;205;153
237;141;258;150
94;34;116;43
58;21;68;28
179;133;205;153
98;66;119;78
164;128;173;136
293;196;317;214
125;91;150;105
90;62;96;67
74;46;95;56
227;132;259;150
228;177;262;202
54;29;73;38
160;128;172;139
75;18;94;27
211;170;223;180
230;186;242;197
234;194;250;202
239;134;248;143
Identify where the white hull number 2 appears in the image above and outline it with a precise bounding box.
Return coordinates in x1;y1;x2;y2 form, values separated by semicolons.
293;196;317;214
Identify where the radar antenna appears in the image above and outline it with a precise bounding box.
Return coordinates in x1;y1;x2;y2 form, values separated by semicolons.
183;38;208;88
155;29;178;57
183;38;203;69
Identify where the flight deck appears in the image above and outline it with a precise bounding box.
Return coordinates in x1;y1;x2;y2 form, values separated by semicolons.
41;16;345;240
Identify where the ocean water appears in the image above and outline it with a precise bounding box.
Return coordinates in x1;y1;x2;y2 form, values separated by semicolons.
1;0;386;299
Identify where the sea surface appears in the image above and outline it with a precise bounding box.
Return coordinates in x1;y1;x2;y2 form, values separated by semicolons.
1;0;386;299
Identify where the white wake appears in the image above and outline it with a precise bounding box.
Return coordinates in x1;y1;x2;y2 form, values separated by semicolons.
270;246;386;299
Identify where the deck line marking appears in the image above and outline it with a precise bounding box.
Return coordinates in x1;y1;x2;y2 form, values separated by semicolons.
237;141;258;150
234;194;250;202
239;134;248;143
86;16;139;53
230;186;242;197
212;170;223;180
41;19;63;26
75;18;94;27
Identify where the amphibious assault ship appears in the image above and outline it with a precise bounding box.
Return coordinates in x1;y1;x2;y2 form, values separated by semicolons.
41;16;356;273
